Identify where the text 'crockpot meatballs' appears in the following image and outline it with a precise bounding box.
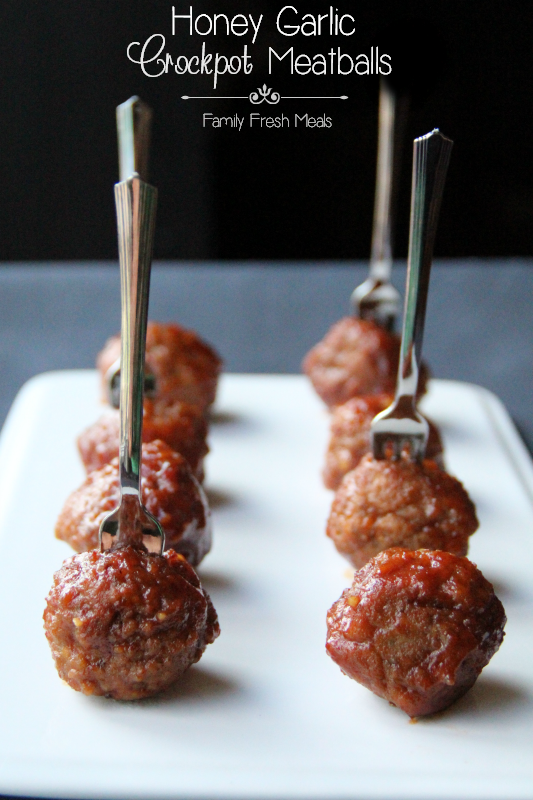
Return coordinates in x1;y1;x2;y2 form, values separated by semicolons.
44;545;220;700
323;394;444;491
78;400;209;481
327;454;478;569
97;321;222;413
326;548;506;717
56;440;211;567
303;317;429;408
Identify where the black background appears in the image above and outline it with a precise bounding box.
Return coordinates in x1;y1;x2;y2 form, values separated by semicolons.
1;0;532;261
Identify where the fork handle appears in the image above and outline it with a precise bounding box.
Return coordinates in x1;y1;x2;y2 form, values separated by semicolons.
369;80;395;279
115;175;158;497
117;96;153;182
105;98;155;409
398;129;453;400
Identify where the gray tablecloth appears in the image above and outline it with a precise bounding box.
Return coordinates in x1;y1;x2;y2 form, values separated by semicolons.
0;259;532;450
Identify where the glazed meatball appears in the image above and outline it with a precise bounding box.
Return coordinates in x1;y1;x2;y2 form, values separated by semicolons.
97;321;222;413
78;399;208;481
327;454;478;569
56;440;211;566
323;394;444;490
44;545;220;700
326;548;506;717
302;317;428;407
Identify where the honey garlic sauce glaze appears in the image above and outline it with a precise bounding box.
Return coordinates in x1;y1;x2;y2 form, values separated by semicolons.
56;440;211;566
326;548;506;717
97;321;222;414
327;454;478;569
44;545;220;700
303;317;429;408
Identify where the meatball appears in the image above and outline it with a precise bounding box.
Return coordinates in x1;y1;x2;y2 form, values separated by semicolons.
327;454;478;569
56;440;211;566
326;548;506;717
78;399;208;481
97;321;222;413
302;317;428;407
44;545;220;700
323;394;444;490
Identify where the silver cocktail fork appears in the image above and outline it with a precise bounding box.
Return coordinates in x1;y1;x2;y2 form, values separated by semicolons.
371;129;453;461
106;96;157;409
351;80;402;331
99;170;165;554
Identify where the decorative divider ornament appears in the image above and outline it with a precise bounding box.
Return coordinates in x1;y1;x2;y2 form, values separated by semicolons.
182;86;348;103
250;85;280;104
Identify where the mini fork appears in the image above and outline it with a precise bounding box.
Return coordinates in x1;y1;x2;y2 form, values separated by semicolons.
371;129;453;461
351;80;404;331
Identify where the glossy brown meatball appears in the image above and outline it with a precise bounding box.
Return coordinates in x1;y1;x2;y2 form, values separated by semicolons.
326;548;506;717
97;321;222;413
302;317;428;407
78;399;208;481
56;440;211;566
44;545;220;700
323;395;444;490
327;454;478;568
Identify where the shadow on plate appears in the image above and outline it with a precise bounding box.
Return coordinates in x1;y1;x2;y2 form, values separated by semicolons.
140;666;241;707
204;487;236;509
483;575;532;605
196;568;237;596
209;409;265;435
420;675;531;723
209;410;240;426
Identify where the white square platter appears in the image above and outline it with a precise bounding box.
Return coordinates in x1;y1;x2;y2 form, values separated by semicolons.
0;372;531;800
